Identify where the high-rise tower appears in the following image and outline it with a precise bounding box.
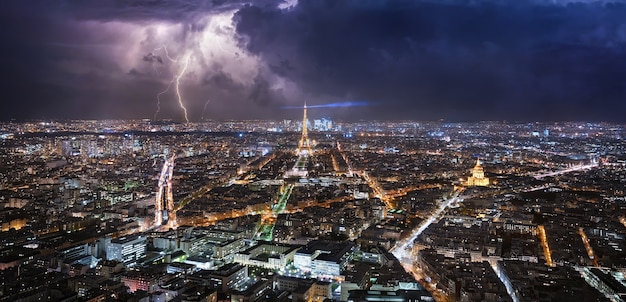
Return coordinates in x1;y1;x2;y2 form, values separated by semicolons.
298;102;312;155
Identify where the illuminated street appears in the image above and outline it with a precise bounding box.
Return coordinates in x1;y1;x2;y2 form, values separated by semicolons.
537;225;554;267
255;183;294;241
392;188;464;257
578;227;599;267
390;188;464;301
533;162;598;179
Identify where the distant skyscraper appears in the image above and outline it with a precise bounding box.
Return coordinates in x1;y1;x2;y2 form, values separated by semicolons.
313;118;333;131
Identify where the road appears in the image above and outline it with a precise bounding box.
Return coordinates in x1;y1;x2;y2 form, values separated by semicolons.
391;188;464;257
578;227;599;267
537;225;554;267
533;163;598;179
389;188;464;301
255;183;294;241
361;171;395;208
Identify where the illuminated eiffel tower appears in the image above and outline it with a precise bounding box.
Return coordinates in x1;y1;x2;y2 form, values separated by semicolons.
298;102;312;155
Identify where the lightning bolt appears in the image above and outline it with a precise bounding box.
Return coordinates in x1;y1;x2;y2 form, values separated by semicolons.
201;99;211;120
151;46;191;123
150;58;160;75
149;46;178;75
154;45;178;63
174;55;191;123
152;45;180;121
154;78;175;120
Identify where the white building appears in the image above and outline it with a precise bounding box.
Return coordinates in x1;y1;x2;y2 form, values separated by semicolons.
234;243;299;270
106;235;147;266
294;240;355;279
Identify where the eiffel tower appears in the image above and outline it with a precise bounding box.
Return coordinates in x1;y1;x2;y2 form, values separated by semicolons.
298;102;312;155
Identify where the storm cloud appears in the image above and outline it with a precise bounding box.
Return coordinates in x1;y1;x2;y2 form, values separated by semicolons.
1;0;625;122
235;0;626;121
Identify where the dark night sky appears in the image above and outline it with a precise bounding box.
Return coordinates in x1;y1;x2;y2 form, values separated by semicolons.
1;0;626;122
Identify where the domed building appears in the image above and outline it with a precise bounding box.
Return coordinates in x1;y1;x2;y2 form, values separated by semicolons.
466;159;490;187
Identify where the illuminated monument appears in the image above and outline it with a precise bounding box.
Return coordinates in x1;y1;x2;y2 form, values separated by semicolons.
286;102;312;178
298;102;312;155
155;155;177;229
466;158;490;187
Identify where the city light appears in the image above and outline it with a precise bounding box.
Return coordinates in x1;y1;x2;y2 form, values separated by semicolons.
0;119;623;302
3;0;626;300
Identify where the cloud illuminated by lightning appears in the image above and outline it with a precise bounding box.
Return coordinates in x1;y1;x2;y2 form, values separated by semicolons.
278;0;299;10
73;8;294;120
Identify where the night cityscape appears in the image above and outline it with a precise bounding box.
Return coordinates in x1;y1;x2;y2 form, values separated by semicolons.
1;1;626;302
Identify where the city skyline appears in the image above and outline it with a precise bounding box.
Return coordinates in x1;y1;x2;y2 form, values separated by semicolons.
2;0;626;122
1;118;624;301
2;1;626;298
